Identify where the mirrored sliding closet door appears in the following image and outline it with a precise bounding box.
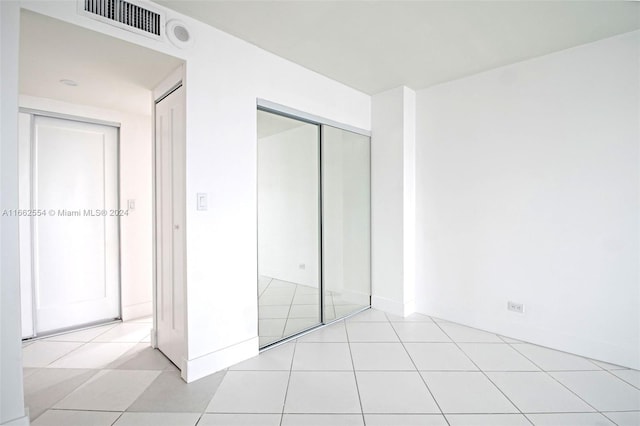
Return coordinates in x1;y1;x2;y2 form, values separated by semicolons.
257;107;371;348
257;110;321;347
322;126;371;321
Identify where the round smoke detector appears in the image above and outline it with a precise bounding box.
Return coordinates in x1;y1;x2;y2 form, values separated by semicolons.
166;19;193;48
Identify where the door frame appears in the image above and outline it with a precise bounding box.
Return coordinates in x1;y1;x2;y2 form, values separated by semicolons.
18;108;123;338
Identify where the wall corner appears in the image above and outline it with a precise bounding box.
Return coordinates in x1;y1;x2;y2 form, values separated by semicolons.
371;86;418;317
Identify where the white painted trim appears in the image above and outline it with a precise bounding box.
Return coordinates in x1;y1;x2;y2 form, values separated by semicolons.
122;301;152;321
150;328;158;349
371;295;415;317
332;289;370;306
415;304;640;370
257;99;371;137
18;108;121;128
1;414;30;426
404;299;416;317
153;64;185;101
182;337;259;383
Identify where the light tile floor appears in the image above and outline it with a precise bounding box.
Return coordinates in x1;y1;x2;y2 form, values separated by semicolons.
23;310;640;426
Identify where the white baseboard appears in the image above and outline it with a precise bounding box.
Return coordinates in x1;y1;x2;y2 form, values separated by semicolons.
150;328;157;349
332;289;370;306
371;295;415;317
182;337;259;383
414;303;640;370
1;414;29;426
122;301;152;321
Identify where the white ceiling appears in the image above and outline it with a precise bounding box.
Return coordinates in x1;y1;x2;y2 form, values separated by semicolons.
155;0;640;94
20;10;184;115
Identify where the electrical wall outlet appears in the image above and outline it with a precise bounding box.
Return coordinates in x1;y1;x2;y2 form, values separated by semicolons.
507;301;525;314
298;263;306;270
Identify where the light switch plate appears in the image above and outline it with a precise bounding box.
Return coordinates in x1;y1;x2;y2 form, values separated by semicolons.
197;193;207;211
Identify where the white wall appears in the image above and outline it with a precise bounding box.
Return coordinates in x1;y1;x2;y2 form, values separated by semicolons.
19;95;154;324
371;86;416;316
177;13;370;381
17;0;371;382
1;1;29;424
258;124;320;287
416;31;640;369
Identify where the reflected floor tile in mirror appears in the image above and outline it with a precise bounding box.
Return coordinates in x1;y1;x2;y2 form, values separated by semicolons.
258;276;369;347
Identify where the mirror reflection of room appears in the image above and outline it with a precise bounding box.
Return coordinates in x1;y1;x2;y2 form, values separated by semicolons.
257;110;321;347
321;125;371;322
257;108;372;348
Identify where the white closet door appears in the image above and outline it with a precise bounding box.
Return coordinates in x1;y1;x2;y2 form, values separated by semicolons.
19;112;35;338
33;115;120;334
155;85;186;368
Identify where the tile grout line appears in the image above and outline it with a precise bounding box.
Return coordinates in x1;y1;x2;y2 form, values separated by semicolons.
109;410;125;426
33;333;104;368
599;412;622;426
35;321;149;369
507;342;620;424
34;321;120;343
261;280;325;345
429;320;534;425
281;283;298;340
231;368;593;372
42;408;124;412
596;365;640;392
344;319;366;425
37;323;125;368
197;367;228;424
23;326;156;422
384;312;451;426
193;411;205;426
279;336;298;426
498;336;630;373
258;276;274;298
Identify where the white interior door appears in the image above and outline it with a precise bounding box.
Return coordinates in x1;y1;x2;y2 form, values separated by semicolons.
32;115;120;334
155;85;186;368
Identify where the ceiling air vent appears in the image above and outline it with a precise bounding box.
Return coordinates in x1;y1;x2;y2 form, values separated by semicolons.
81;0;164;39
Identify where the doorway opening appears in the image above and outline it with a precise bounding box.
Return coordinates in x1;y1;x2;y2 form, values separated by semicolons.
18;7;185;371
